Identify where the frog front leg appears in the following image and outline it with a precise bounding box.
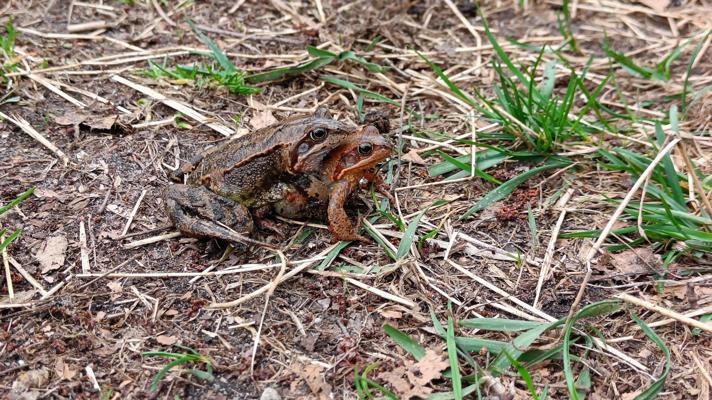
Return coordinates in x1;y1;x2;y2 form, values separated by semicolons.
163;185;275;248
327;180;369;242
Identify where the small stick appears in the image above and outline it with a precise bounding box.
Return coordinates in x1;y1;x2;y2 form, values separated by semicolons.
73;1;115;11
208;243;340;309
8;257;48;296
79;221;90;274
443;0;482;40
251;251;287;376
309;270;416;308
1;234;13;299
74;256;138;291
85;365;101;391
692;352;712;388
67;21;111;33
563;138;681;330
75;264;279;279
0;111;70;166
648;304;712;328
533;188;574;308
151;0;176;26
28;74;87;108
121;189;147;236
111;75;235;137
314;0;326;23
42;277;69;299
616;293;712;333
123;232;181;249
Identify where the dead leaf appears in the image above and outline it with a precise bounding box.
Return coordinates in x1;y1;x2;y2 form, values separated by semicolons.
610;248;660;275
54;358;78;381
378;367;411;394
95;311;106;322
402;149;426;165
292;362;332;400
54;112;86;126
1;290;37;305
163;309;179;317
36;235;68;274
408;348;449;386
156;335;178;346
33;188;63;199
248;98;277;130
378;309;403;319
637;0;670;12
375;349;449;399
621;390;643;400
107;281;123;293
11;368;49;399
83;115;119;130
250;108;277;130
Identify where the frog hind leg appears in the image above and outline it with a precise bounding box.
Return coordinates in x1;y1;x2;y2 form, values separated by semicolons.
163;184;275;249
252;205;286;238
327;181;369;243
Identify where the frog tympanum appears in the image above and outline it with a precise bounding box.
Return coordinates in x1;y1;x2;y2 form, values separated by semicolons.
273;125;392;242
163;108;360;248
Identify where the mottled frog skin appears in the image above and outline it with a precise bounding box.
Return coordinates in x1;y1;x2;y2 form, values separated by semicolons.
274;125;392;242
164;108;359;248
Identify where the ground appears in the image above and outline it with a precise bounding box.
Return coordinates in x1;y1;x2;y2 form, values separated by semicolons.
1;0;711;399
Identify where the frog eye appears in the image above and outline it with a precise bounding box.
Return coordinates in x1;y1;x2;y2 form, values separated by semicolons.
358;142;373;156
309;128;328;141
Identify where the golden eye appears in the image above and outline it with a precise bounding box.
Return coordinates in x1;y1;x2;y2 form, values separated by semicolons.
309;128;328;141
358;143;373;156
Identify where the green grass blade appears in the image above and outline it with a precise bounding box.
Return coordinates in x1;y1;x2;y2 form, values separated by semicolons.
632;314;670;400
562;300;623;400
383;324;426;360
396;209;427;259
187;20;235;73
320;75;400;107
150;358;188;391
416;51;476;107
0;187;34;215
453;336;508;354
446;312;463;400
246;56;334;83
0;228;21;252
459;317;544;332
504;351;541;400
603;38;654;79
316;241;350;271
480;11;530;88
682;30;711;114
491;322;556;374
528;206;539;248
461;159;571;219
654;122;685;205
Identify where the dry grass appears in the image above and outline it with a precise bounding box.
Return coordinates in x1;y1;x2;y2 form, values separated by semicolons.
0;0;711;399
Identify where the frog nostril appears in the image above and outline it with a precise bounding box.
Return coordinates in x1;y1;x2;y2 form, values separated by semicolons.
358;143;373;156
297;142;310;154
309;128;328;141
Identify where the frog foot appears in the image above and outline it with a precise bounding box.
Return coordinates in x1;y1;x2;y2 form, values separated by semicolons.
164;185;276;249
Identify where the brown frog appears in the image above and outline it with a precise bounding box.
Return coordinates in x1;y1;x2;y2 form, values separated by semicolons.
164;108;360;248
273;125;392;242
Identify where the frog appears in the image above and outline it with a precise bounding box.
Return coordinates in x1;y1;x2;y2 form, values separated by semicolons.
273;124;393;242
163;107;361;248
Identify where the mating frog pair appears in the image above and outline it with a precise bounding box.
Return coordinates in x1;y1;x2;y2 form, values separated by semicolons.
164;108;391;248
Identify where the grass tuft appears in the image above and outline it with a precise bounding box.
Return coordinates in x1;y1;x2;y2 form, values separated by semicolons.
142;345;214;392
